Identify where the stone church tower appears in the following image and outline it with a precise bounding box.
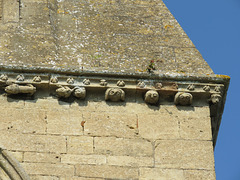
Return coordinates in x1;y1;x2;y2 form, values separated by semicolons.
0;0;229;179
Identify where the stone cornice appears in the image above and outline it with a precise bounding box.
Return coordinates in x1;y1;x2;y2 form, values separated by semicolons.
0;66;230;148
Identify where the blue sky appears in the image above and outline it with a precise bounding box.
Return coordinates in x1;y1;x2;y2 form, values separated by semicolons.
163;0;240;179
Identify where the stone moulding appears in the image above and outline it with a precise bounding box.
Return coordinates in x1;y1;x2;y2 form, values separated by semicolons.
0;66;230;147
0;147;30;180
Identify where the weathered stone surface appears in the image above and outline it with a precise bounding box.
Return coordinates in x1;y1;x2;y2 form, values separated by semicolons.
61;154;106;165
67;136;93;154
94;137;153;157
155;140;215;170
84;112;137;138
0;131;66;153
138;113;179;140
183;170;216;180
60;177;102;180
8;151;24;162
0;0;213;74
75;165;138;179
24;152;60;163
30;175;59;180
22;163;74;176
139;168;184;180
47;109;83;135
107;156;153;167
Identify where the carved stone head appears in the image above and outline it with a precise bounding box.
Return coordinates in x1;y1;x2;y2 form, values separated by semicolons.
105;88;125;102
73;87;86;99
210;94;222;104
174;92;193;106
56;86;72;98
144;90;159;104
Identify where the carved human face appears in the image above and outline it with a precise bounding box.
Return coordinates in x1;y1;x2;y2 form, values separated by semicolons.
175;92;193;106
105;88;125;102
144;90;159;104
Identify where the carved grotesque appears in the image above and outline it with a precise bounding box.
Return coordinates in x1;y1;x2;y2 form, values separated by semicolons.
50;77;58;83
100;79;108;86
56;86;73;98
73;87;86;99
83;79;90;85
117;80;125;87
214;86;222;93
171;83;178;89
5;84;36;95
144;90;159;104
33;76;41;82
105;88;125;102
16;74;24;81
155;83;162;89
174;92;193;106
203;85;211;92
66;78;74;84
137;81;145;88
0;74;8;81
210;94;222;104
187;84;195;91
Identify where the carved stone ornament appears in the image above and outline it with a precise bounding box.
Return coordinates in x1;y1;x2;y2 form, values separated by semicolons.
210;94;222;104
33;76;41;82
171;83;178;89
214;86;222;93
56;85;73;98
155;83;162;89
83;79;91;85
100;79;108;86
50;77;58;83
144;90;159;104
117;80;125;87
66;78;74;84
187;84;195;91
5;84;36;95
174;92;193;106
73;87;86;99
137;81;145;88
16;74;24;81
0;74;8;81
105;88;125;102
203;85;211;92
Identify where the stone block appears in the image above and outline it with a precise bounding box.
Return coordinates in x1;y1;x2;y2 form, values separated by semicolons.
155;140;215;170
84;112;137;138
2;0;19;23
47;109;83;135
24;152;60;163
22;163;74;176
179;116;212;140
138;113;179;140
61;154;106;165
107;155;153;167
75;165;138;179
30;175;59;180
0;131;66;153
8;151;23;162
94;137;153;157
183;170;216;180
60;177;102;180
139;168;184;180
67;136;93;154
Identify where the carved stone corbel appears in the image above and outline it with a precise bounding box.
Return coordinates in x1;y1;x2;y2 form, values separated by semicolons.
105;88;125;102
56;85;73;98
209;94;222;104
174;92;193;106
144;90;159;105
5;84;36;96
73;87;86;99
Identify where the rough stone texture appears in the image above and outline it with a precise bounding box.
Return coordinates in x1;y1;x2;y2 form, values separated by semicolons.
0;0;213;74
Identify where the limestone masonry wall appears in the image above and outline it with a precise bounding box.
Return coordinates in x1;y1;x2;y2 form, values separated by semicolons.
0;92;216;179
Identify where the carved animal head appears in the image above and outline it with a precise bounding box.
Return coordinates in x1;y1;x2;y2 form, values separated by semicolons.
5;84;19;94
73;87;86;99
210;94;221;104
105;88;125;102
56;86;72;98
144;90;159;104
174;92;193;106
